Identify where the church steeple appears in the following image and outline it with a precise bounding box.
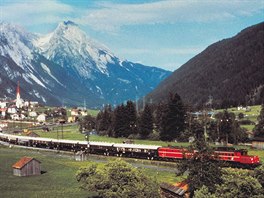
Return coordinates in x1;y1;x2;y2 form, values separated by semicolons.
16;81;22;108
16;81;20;99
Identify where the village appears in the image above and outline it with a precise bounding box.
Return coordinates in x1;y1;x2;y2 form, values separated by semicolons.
0;82;88;133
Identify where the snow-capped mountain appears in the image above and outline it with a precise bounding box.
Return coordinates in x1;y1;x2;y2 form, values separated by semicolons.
0;22;64;105
0;21;171;107
35;21;112;78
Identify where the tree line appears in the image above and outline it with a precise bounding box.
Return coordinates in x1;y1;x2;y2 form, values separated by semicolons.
12;92;259;144
81;92;264;144
95;93;186;141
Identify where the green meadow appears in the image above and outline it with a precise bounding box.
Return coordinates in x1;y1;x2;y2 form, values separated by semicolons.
0;146;180;197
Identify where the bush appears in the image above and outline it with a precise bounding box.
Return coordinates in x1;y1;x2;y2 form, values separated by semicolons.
147;132;160;140
76;159;160;198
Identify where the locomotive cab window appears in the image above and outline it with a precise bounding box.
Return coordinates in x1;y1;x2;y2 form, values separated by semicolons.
241;150;248;156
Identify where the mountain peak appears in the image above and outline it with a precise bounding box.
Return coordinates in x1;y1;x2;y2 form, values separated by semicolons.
56;20;81;33
63;20;77;26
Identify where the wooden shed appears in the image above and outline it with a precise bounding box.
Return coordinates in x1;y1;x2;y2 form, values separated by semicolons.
252;137;264;150
160;181;188;197
12;157;41;176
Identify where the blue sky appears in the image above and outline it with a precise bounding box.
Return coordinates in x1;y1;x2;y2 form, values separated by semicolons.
0;0;263;71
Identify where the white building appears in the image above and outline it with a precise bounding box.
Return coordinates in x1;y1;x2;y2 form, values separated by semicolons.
71;109;79;116
7;106;17;114
29;111;37;117
0;108;7;117
37;114;46;122
0;101;8;108
11;113;25;120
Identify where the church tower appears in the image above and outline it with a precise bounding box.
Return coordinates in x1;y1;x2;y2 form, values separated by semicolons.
16;81;23;108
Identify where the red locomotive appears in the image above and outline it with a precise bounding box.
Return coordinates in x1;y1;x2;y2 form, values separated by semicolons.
158;146;261;167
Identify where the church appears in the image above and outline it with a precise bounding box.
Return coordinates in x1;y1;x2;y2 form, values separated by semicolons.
15;81;24;108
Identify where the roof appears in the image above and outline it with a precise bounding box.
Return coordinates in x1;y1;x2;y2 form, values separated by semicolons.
26;132;40;137
160;181;188;196
252;137;264;142
113;143;161;150
12;157;40;169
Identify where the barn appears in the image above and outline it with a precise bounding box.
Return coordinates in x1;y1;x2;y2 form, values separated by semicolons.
252;137;264;150
12;157;41;176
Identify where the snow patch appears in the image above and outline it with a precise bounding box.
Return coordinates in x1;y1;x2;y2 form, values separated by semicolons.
40;63;63;86
22;74;33;84
33;90;40;98
29;73;46;88
41;96;46;103
118;78;131;84
96;86;103;95
6;88;12;94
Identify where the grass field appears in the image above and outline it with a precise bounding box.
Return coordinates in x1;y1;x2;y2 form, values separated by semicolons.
0;145;180;197
0;142;263;197
216;105;261;130
226;105;261;116
0;146;89;198
29;123;188;146
34;127;189;147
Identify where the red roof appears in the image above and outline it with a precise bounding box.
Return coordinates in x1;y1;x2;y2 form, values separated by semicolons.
12;157;40;169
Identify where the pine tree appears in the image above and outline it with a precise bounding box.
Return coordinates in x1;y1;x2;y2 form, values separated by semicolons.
154;102;165;133
96;105;113;136
254;104;264;137
79;115;95;132
139;104;154;138
160;93;186;141
113;104;127;137
215;110;245;144
125;100;138;136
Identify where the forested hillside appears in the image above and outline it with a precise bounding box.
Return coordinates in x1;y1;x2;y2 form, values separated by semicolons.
146;22;264;108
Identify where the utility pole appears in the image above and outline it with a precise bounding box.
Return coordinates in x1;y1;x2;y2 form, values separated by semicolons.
85;131;90;155
61;122;64;139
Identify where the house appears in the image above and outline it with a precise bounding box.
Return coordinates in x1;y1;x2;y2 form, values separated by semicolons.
68;116;77;123
7;106;17;114
0;108;7;117
25;131;40;137
30;101;39;108
0;122;8;129
12;156;41;176
0;101;8;108
75;151;87;161
252;137;264;149
37;114;46;122
71;109;79;116
81;110;88;116
29;111;37;117
11;113;25;120
24;101;30;107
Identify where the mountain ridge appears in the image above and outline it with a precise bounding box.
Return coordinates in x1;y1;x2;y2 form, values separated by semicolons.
146;22;264;108
0;21;171;108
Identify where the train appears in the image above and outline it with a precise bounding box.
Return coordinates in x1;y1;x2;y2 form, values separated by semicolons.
0;133;261;168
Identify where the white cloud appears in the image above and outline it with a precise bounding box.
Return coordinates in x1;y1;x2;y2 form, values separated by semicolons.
0;0;263;33
0;0;74;26
76;0;264;32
